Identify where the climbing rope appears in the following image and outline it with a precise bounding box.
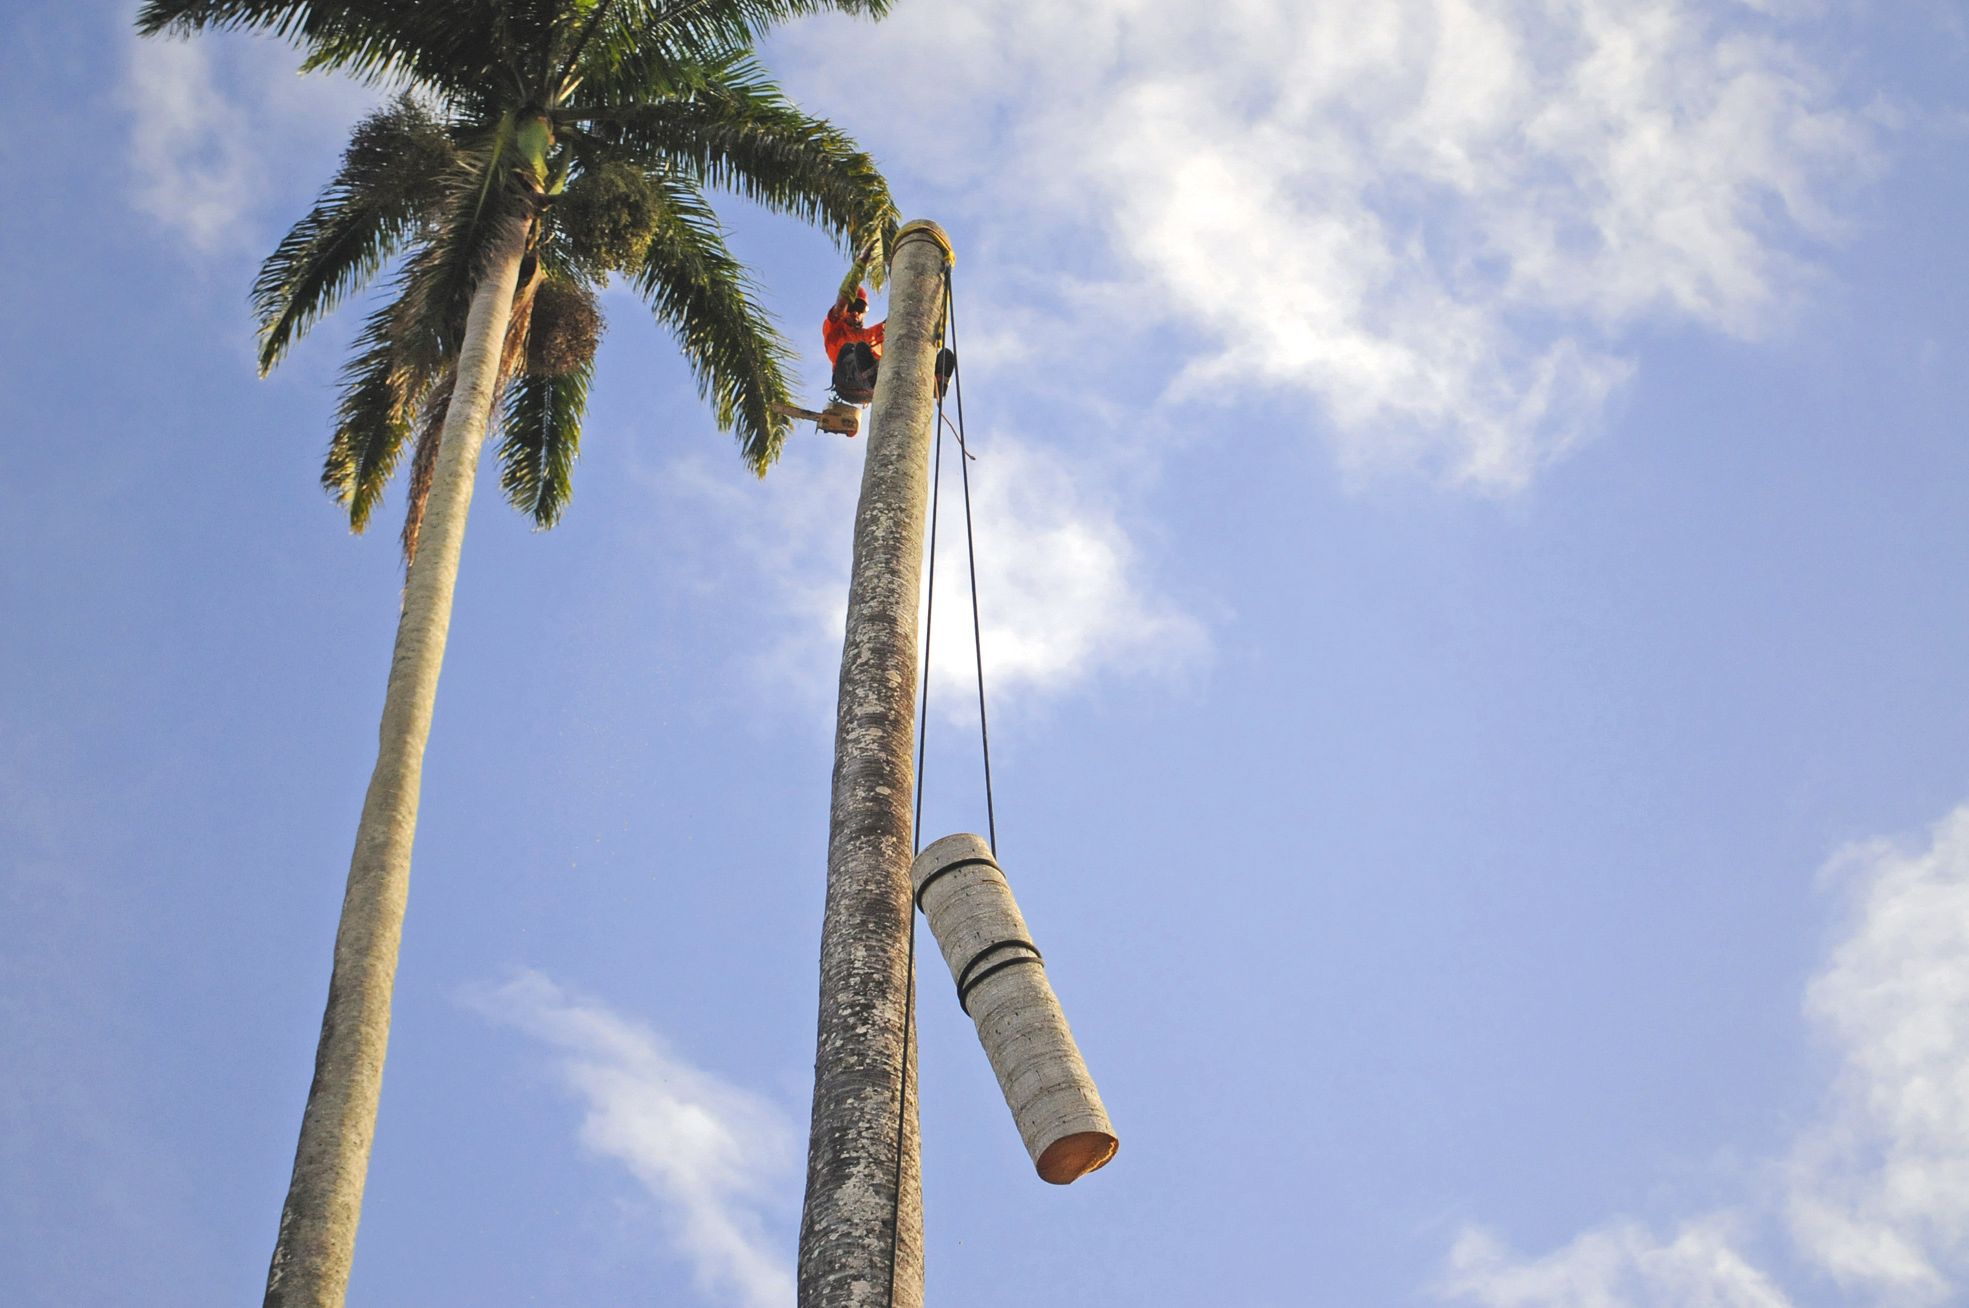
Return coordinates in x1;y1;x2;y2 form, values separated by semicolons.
885;261;997;1307
912;264;996;850
945;268;999;854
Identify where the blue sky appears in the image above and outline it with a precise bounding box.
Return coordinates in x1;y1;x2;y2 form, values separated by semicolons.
5;1;1969;1304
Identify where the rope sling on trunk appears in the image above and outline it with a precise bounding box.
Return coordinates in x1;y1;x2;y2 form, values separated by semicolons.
885;262;996;1307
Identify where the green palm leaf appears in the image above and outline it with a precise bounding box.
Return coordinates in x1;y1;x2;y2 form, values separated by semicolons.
498;363;592;527
564;0;886;95
253;95;455;374
630;175;794;471
135;2;507;96
391;127;536;371
321;301;443;531
564;55;897;268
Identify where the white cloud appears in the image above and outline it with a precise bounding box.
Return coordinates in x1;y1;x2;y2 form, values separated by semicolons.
1439;804;1969;1307
1787;807;1969;1300
122;31;382;256
783;0;1879;490
1443;1218;1794;1307
467;972;797;1308
915;436;1204;700
653;430;1202;710
124;38;262;253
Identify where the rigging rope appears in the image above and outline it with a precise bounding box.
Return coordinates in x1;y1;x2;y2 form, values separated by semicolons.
885;261;996;1307
945;270;999;854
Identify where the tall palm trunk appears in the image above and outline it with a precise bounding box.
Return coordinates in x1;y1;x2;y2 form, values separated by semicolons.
798;220;952;1308
265;216;532;1308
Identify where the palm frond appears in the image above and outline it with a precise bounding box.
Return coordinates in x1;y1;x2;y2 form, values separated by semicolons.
398;254;549;563
629;175;793;472
562;56;896;273
136;2;510;97
498;359;593;527
391;132;537;375
153;0;896;524
564;0;890;109
321;300;448;531
253;95;456;374
568;1;765;89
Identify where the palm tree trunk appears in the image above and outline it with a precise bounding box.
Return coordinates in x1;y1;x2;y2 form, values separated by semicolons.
264;216;532;1308
798;220;953;1308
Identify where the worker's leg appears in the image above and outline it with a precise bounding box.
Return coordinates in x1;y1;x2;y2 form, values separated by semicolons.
832;343;878;404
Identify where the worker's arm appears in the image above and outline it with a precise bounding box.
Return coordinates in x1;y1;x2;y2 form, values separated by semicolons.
838;261;869;302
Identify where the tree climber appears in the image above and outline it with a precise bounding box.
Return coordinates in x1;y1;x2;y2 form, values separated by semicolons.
823;283;955;407
825;284;883;404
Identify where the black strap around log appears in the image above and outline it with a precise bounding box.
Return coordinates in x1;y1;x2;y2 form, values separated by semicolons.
954;938;1044;1014
913;854;999;910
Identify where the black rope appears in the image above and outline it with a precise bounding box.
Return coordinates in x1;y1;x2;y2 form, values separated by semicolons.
946;274;1000;854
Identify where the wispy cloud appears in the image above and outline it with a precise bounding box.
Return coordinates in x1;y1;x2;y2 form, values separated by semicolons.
785;0;1881;491
1439;804;1969;1307
122;32;382;256
1443;1217;1795;1307
652;430;1202;711
123;38;262;254
1787;807;1969;1300
466;972;797;1308
914;436;1203;698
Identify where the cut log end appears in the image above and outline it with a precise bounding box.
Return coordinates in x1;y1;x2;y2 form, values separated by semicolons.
912;832;1119;1188
1036;1130;1119;1185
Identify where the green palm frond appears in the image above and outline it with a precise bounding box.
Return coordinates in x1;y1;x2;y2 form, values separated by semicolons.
152;0;896;535
564;1;789;89
562;56;897;273
322;353;410;533
498;360;593;527
391;131;537;371
322;302;442;531
253;95;455;374
136;2;508;97
630;175;793;472
562;0;892;109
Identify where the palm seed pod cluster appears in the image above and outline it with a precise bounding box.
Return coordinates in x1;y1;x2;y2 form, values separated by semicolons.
554;161;662;273
525;280;603;379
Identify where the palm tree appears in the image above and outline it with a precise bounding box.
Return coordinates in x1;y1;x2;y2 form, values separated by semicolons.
135;5;897;1305
797;218;951;1308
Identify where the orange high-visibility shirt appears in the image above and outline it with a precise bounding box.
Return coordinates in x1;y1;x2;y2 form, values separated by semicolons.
823;306;884;364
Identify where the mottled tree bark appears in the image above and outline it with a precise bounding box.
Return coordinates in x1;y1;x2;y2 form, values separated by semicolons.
264;217;531;1308
797;220;953;1308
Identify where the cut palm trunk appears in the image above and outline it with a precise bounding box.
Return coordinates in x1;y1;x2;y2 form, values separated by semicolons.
912;832;1117;1184
797;219;953;1308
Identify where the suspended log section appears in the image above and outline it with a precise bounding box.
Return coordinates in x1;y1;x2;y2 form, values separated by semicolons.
913;832;1117;1183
